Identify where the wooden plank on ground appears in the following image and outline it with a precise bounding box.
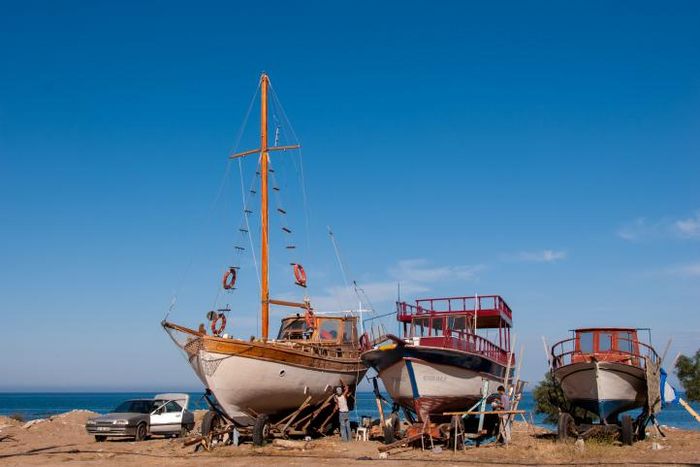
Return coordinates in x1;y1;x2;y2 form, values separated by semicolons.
442;410;526;416
378;433;424;453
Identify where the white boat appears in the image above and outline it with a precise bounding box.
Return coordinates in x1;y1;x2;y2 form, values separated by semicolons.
551;327;660;423
162;73;367;433
362;295;514;421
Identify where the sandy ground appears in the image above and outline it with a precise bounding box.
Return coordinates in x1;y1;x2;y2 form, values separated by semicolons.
1;410;699;466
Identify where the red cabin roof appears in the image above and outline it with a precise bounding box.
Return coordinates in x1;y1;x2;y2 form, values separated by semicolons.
574;327;638;333
397;295;512;329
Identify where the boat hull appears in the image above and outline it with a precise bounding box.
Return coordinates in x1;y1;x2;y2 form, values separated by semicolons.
552;361;647;422
178;334;366;426
363;345;509;421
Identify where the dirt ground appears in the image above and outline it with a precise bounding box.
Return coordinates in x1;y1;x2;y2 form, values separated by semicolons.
1;410;699;466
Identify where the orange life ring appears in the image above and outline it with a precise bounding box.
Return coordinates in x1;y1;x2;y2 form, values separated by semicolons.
211;313;227;335
293;263;307;287
223;267;237;290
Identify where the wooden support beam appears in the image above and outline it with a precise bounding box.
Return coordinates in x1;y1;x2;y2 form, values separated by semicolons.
280;396;313;434
442;409;526;416
229;148;261;160
229;144;301;160
680;398;700;423
378;433;424;452
269;298;311;310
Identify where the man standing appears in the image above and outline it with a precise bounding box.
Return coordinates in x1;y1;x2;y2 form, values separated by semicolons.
494;385;512;445
334;383;351;442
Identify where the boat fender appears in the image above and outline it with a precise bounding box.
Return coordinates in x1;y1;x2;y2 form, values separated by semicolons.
293;263;307;287
222;267;237;290
211;313;227;335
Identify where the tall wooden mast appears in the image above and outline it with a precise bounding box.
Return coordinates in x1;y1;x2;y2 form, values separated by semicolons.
227;73;302;340
260;73;270;340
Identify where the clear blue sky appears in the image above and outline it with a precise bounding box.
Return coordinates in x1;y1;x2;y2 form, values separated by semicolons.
1;1;699;391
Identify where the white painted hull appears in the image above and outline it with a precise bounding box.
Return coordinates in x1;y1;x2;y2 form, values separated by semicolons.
553;361;647;421
190;348;363;425
379;357;505;419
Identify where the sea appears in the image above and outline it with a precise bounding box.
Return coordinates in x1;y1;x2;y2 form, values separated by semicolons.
1;392;698;431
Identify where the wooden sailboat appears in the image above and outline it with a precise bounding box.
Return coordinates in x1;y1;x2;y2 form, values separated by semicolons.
162;73;367;431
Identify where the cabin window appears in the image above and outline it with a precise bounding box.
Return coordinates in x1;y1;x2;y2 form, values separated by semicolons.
277;318;309;340
599;332;613;352
617;331;634;353
431;317;443;335
319;319;340;341
413;318;429;337
578;332;594;353
343;320;356;343
448;316;466;333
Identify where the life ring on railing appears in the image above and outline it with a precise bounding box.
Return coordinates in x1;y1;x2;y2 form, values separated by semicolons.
211;313;227;336
359;332;370;351
222;267;237;290
293;263;307;287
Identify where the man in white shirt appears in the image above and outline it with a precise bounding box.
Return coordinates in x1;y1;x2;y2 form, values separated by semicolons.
334;384;351;442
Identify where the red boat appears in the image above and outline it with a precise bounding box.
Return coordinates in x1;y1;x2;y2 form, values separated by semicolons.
362;295;514;421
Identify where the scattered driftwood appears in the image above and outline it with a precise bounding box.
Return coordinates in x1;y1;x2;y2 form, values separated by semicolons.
0;434;18;442
272;438;310;450
378;433;423;453
22;419;46;430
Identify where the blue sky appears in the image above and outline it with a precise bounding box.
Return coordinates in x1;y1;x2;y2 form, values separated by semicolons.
1;1;699;391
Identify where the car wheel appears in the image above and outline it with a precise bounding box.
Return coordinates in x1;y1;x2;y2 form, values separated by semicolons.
134;423;147;442
94;435;107;442
179;426;189;438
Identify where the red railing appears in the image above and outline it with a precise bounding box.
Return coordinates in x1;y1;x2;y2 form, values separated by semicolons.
551;337;659;370
419;329;512;366
397;295;512;324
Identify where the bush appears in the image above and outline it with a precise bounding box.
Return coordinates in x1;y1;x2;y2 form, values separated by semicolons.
675;349;700;402
9;413;25;423
533;372;595;424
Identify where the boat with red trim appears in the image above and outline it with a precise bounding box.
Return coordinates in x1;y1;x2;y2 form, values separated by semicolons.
550;327;661;437
361;295;514;421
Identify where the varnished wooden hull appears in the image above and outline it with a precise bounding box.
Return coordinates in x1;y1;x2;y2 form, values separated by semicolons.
177;333;367;425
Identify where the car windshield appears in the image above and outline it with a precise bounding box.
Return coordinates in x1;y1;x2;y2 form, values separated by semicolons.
112;400;154;414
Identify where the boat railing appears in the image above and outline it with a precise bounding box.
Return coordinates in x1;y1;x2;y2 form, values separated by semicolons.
419;329;512;366
550;337;659;370
398;295;512;322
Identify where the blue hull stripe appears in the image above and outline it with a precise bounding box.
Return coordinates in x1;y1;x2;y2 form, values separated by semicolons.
572;398;642;421
404;359;420;399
